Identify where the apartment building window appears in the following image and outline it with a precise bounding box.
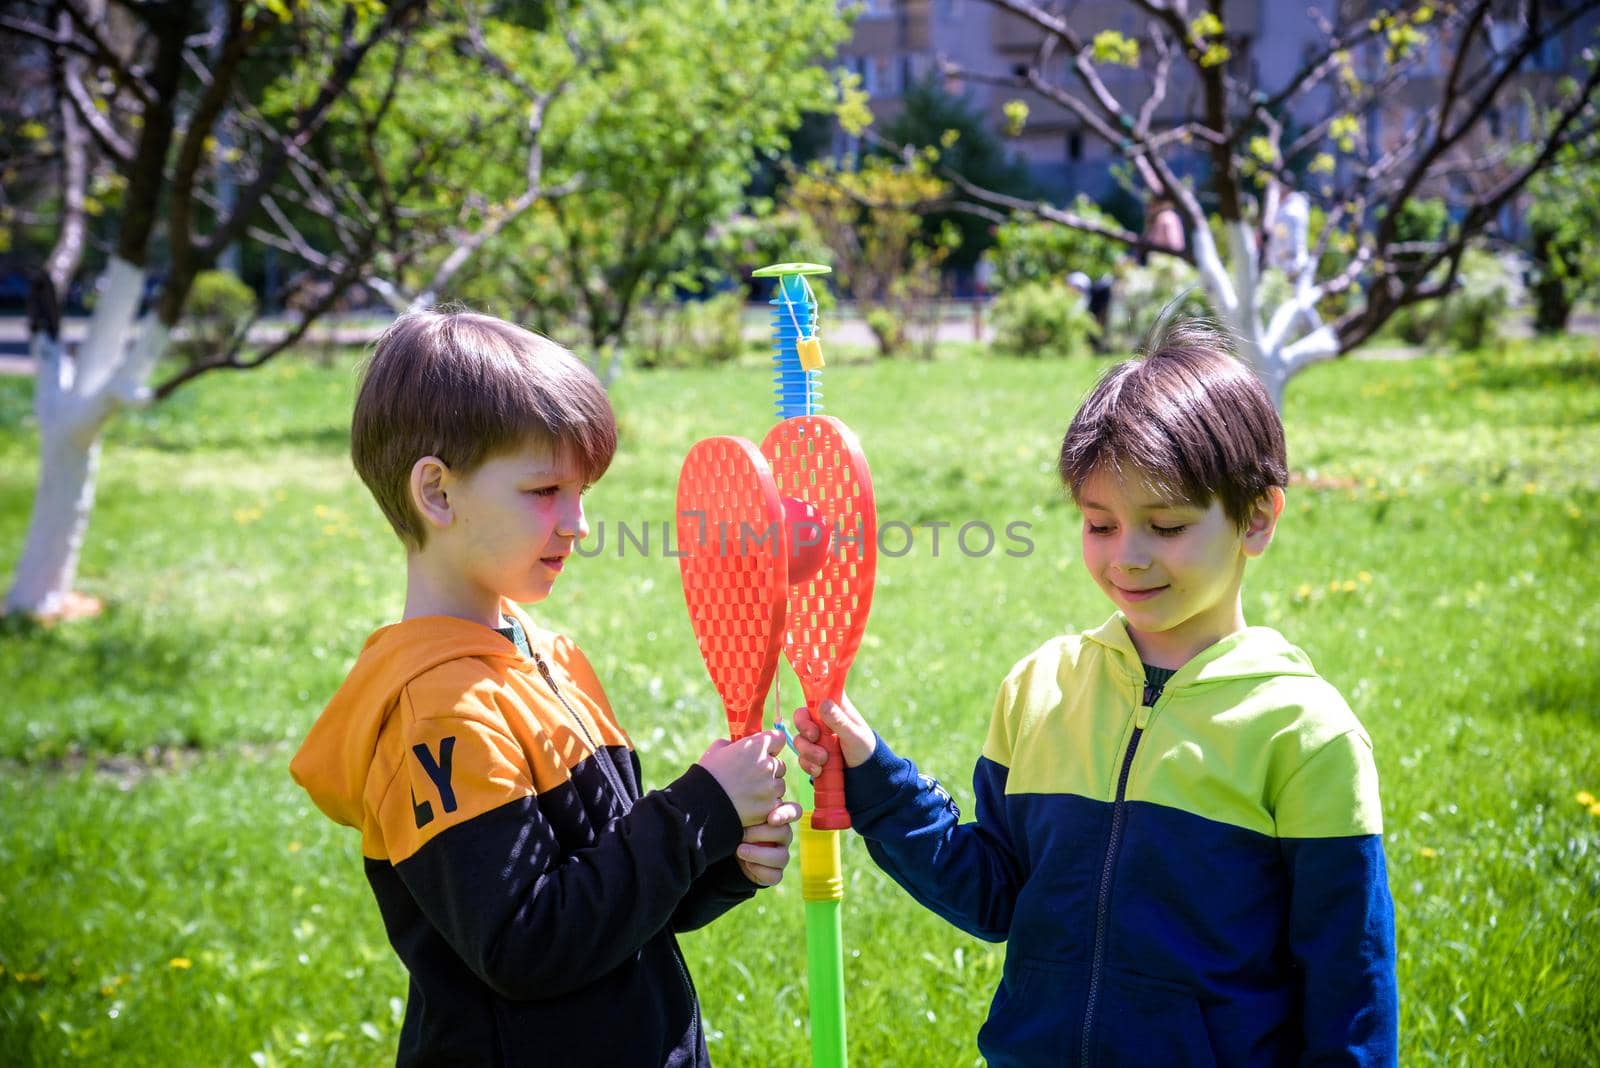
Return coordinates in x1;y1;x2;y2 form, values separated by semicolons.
850;54;877;97
1227;35;1253;81
1530;34;1562;72
1068;130;1083;162
873;55;897;96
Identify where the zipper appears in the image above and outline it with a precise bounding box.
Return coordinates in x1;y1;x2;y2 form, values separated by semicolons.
535;651;698;1051
533;652;632;810
1079;691;1158;1067
668;936;702;1054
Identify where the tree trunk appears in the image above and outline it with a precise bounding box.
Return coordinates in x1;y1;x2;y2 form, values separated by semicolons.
5;411;103;618
6;258;167;618
1533;274;1573;334
1185;218;1341;412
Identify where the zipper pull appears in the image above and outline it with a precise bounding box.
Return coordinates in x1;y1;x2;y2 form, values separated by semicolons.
1135;704;1151;730
533;652;559;692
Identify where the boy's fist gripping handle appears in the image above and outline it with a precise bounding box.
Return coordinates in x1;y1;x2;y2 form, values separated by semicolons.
808;708;850;830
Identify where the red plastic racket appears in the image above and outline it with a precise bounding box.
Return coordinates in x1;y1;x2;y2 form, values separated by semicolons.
676;436;789;741
763;415;877;830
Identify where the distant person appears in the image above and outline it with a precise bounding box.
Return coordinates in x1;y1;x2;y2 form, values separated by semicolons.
975;250;998;298
1067;270;1113;352
291;309;799;1067
793;319;1399;1066
1141;196;1186;264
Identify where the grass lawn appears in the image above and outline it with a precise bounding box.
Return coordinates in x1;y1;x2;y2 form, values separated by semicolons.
1;336;1597;1065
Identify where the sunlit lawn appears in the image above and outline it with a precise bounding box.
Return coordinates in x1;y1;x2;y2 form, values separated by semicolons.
1;335;1597;1064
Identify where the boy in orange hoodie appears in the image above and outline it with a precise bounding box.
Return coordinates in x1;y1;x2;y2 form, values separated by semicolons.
290;310;797;1067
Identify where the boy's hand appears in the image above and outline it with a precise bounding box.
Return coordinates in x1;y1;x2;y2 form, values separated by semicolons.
792;695;875;777
698;729;787;827
736;800;802;887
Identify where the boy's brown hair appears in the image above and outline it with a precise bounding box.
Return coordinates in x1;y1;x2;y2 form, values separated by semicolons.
351;310;617;548
1059;317;1287;528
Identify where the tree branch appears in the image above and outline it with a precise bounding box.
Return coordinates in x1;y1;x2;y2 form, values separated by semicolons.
194;0;427;278
1376;0;1593;252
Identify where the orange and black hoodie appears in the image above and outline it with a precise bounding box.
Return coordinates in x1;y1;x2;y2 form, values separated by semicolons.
290;600;755;1067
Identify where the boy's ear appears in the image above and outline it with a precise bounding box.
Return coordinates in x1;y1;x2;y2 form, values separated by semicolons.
410;456;455;531
1241;486;1286;558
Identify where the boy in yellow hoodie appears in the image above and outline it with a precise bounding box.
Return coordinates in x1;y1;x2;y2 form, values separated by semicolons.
291;310;797;1067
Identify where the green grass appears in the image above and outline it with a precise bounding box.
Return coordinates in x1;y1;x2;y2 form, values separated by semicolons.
2;337;1598;1064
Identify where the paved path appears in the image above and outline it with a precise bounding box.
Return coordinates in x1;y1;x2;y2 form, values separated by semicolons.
0;312;993;375
2;309;1594;376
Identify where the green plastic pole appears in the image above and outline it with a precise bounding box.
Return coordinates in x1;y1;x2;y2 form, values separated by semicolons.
804;897;847;1068
783;744;847;1068
760;261;847;1068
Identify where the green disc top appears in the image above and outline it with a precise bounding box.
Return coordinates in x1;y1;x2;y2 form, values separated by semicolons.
752;262;832;278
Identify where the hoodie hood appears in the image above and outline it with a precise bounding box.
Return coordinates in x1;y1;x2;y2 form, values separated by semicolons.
290;608;527;830
1083;612;1319;690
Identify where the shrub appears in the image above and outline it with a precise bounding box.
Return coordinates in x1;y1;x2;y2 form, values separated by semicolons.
1109;256;1210;350
991;203;1122;291
1440;250;1521;350
1525;154;1600;334
1385;302;1432;345
633;290;749;369
1382;248;1521;351
783;156;954;359
173;270;256;364
990;281;1099;358
864;306;905;356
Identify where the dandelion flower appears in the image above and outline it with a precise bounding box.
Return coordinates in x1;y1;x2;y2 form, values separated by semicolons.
1418;847;1437;858
169;958;192;970
1589;802;1600;818
1579;790;1597;806
1358;571;1373;584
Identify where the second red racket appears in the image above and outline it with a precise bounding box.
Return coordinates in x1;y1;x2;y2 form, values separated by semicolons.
763;415;877;830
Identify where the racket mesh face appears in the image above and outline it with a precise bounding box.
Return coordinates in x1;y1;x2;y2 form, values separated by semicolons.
762;417;877;698
676;437;787;735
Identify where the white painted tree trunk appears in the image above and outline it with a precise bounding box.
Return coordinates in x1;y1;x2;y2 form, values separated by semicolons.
5;257;169;617
1188;220;1341;411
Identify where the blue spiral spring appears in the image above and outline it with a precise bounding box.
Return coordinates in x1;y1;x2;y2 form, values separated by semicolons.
771;273;821;419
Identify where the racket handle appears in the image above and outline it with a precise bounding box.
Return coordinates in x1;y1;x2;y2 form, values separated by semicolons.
810;715;852;830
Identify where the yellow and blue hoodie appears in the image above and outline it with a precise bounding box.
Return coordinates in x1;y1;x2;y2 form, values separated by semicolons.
844;614;1398;1067
290;601;754;1067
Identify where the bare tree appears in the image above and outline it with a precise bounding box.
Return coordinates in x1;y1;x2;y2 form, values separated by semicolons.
944;0;1600;406
0;0;424;619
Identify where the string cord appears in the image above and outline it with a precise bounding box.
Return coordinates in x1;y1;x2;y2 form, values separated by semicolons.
781;276;820;416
